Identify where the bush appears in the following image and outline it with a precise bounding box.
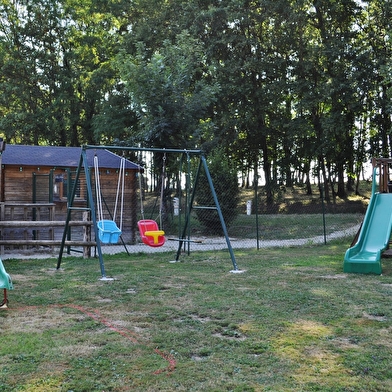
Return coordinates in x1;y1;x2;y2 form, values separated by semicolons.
195;150;240;235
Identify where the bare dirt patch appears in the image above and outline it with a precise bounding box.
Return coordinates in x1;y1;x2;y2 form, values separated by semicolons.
362;312;387;322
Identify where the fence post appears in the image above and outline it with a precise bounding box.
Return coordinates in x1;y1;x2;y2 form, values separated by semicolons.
83;211;91;258
321;189;327;244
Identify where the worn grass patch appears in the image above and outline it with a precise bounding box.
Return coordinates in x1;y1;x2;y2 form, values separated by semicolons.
1;242;392;391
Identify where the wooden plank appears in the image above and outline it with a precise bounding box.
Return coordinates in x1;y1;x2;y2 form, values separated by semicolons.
0;221;93;227
0;203;56;207
83;211;91;258
0;240;96;246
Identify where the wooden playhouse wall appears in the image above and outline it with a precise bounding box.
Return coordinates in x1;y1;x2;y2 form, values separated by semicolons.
0;164;138;244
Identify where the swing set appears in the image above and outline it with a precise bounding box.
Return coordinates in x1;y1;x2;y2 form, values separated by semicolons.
56;146;240;279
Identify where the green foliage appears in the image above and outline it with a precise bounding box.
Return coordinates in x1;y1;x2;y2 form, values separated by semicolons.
195;149;240;234
0;0;129;145
116;30;220;149
0;0;391;198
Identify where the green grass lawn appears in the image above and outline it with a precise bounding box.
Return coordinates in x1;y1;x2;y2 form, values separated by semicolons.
1;240;392;391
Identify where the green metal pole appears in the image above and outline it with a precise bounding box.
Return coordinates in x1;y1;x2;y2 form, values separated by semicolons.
321;188;327;245
57;148;108;279
49;170;54;202
255;170;260;250
200;156;239;271
186;152;191;254
57;154;83;269
175;158;201;261
81;148;107;278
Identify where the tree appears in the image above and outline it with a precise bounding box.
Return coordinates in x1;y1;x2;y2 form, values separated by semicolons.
362;0;392;157
116;31;220;150
0;0;129;145
288;0;362;200
0;0;390;196
0;0;66;143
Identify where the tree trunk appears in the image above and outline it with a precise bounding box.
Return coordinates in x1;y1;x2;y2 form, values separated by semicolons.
319;157;330;202
303;160;312;195
336;162;346;198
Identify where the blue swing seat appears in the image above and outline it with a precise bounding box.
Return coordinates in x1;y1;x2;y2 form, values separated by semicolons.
97;220;122;244
138;220;165;247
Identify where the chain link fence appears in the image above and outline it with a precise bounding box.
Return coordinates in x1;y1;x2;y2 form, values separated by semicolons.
97;184;366;260
0;150;367;261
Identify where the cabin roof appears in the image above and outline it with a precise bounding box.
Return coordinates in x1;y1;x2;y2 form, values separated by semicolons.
1;145;140;170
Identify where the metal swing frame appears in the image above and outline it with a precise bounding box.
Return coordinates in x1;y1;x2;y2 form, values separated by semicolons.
56;145;239;278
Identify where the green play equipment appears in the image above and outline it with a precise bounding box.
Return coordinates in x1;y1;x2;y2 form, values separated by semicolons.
56;145;240;278
344;158;392;274
0;258;13;308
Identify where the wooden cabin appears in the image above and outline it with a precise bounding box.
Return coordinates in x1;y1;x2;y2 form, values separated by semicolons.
0;144;141;251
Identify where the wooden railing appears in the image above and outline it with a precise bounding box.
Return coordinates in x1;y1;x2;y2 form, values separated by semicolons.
0;203;95;257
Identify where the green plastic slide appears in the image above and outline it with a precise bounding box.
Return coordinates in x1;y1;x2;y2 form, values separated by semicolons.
0;259;13;290
344;169;392;274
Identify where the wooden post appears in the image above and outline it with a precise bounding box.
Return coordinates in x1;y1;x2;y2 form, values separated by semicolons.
49;204;55;247
83;211;91;258
372;158;392;193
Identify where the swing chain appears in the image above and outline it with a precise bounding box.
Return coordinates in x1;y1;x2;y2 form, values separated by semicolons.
137;152;166;229
94;153;125;232
159;153;166;229
94;155;104;223
113;157;125;230
138;159;145;221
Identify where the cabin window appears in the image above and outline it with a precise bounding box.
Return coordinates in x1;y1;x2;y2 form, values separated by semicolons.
53;175;64;200
53;171;85;201
62;177;83;199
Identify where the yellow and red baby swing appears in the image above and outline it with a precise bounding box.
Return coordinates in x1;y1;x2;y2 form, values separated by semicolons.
137;154;166;247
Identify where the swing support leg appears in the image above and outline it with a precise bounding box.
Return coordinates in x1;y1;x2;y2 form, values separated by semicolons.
175;156;240;272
